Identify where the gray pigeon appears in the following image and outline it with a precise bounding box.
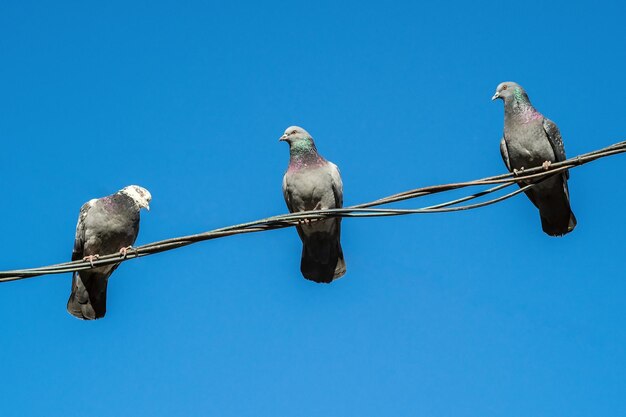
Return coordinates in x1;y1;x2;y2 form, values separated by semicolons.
493;81;576;236
280;126;346;283
67;185;151;320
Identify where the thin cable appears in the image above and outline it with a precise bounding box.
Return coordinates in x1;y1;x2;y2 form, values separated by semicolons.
0;141;624;283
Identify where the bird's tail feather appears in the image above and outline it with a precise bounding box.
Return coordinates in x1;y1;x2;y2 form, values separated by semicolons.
67;272;109;320
525;175;577;237
300;233;346;283
540;209;577;237
537;184;577;236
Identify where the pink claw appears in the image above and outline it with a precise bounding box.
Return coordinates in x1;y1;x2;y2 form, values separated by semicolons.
119;246;135;259
83;254;100;267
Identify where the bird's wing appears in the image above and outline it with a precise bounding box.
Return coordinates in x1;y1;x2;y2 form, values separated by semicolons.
543;118;569;178
282;173;296;213
500;137;512;172
328;162;343;208
71;199;96;261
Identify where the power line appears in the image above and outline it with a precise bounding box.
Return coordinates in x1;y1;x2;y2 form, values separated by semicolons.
1;140;624;283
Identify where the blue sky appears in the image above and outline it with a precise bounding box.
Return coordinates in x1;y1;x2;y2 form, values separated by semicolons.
1;1;625;416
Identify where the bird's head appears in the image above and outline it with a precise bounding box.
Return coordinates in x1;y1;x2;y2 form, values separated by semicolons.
120;185;152;211
279;126;314;146
492;81;527;103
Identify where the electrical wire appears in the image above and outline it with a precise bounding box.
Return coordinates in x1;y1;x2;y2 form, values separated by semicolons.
0;140;624;283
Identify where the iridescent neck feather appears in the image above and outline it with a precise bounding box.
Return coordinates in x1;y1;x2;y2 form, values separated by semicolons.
506;88;542;123
288;139;325;169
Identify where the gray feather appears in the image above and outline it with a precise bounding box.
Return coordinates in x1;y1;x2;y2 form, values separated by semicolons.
493;82;576;236
67;186;150;320
543;118;569;179
280;126;346;283
500;137;511;171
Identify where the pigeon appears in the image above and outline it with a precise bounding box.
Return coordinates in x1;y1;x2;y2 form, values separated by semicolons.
67;185;151;320
280;126;346;283
492;81;576;236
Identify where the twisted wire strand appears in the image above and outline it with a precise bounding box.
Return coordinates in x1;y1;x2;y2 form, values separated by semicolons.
0;140;624;283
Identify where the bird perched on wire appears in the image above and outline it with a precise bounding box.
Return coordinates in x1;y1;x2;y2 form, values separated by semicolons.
492;81;576;236
280;126;346;283
67;185;152;320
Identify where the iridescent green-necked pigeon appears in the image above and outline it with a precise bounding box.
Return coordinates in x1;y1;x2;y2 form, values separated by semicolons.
280;126;346;283
493;82;576;236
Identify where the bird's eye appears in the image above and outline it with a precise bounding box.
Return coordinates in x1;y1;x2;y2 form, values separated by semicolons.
291;130;297;134
502;85;508;90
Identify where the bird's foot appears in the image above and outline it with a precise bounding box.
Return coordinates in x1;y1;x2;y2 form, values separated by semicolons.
83;254;100;267
119;246;137;259
298;218;312;225
542;160;552;170
513;167;525;176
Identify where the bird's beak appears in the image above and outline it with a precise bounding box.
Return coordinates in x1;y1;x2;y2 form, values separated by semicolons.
145;203;150;211
491;92;500;101
279;134;288;142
